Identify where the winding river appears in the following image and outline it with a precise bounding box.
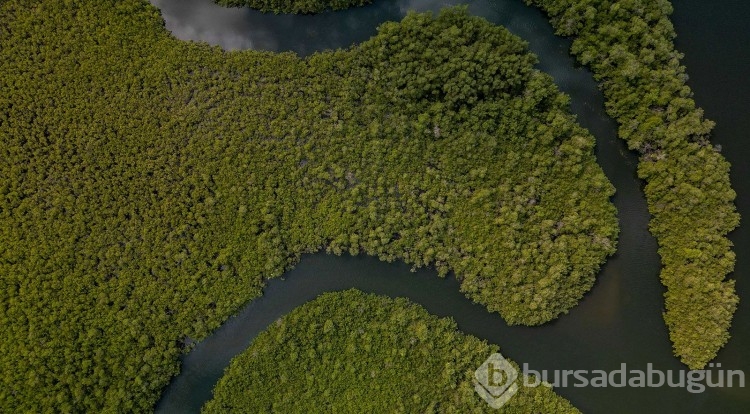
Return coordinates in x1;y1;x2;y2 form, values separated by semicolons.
151;0;750;412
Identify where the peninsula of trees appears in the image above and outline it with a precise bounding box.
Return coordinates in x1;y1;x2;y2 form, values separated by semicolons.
0;1;618;411
527;0;740;369
204;290;580;413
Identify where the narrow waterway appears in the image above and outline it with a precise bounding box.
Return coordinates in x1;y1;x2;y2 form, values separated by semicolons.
152;0;750;412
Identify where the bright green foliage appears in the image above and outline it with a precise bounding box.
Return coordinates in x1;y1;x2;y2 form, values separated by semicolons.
216;0;370;14
203;290;580;413
527;0;740;369
0;1;617;411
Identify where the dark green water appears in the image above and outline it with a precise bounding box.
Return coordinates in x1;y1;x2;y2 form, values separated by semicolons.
151;0;749;412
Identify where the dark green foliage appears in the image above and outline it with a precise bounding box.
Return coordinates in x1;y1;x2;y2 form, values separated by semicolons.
342;11;619;324
203;290;580;413
527;0;740;369
0;2;617;411
216;0;370;14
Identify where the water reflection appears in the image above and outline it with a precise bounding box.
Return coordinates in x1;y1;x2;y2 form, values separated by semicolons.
152;0;407;53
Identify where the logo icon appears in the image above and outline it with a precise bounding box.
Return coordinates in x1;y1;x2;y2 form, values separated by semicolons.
474;353;519;409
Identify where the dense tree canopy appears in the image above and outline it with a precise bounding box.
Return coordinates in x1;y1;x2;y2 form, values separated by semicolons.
527;0;740;369
204;290;580;413
215;0;370;14
0;1;617;411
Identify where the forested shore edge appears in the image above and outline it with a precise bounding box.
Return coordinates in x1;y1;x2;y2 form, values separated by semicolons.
203;290;580;413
